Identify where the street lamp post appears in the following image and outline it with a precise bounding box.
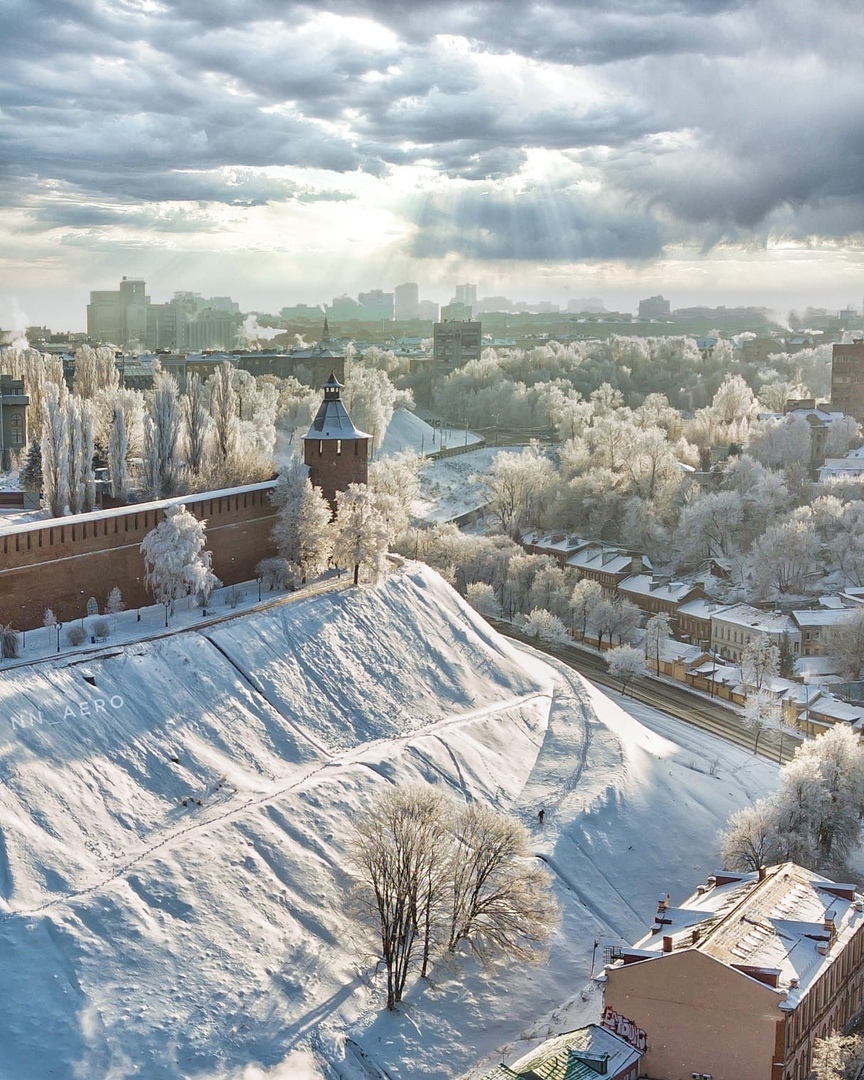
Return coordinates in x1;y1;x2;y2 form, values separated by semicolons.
802;675;813;737
56;622;62;653
256;576;262;602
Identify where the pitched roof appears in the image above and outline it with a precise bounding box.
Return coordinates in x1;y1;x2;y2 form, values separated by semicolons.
617;863;864;1009
304;372;371;441
483;1024;641;1080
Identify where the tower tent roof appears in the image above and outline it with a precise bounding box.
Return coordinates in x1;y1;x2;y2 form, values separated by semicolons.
304;371;371;441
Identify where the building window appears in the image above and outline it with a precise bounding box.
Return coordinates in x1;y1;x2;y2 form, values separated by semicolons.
8;413;23;446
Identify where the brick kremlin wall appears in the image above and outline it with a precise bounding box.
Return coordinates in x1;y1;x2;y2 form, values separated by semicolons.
0;481;279;629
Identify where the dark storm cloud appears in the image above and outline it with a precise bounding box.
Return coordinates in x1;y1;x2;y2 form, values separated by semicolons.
2;0;864;259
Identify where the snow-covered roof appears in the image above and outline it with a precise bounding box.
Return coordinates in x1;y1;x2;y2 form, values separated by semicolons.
618;574;700;603
567;545;650;576
658;639;703;664
0;480;278;539
810;696;864;724
712;603;797;635
618;863;864;1009
792;608;856;629
819;458;864;481
520;529;588;555
677;598;730;620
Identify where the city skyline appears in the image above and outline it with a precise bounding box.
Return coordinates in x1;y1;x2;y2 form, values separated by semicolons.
3;0;864;331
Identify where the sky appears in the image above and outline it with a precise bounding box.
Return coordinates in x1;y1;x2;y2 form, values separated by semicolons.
3;0;864;330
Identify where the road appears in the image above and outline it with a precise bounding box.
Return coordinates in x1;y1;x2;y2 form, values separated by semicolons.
492;620;800;766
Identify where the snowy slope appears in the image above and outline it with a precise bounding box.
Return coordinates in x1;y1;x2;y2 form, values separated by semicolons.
0;563;777;1080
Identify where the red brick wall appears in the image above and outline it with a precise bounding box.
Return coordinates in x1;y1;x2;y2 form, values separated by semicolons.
305;437;369;509
0;484;279;629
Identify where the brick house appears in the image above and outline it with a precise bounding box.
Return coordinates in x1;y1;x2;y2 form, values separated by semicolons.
604;863;864;1080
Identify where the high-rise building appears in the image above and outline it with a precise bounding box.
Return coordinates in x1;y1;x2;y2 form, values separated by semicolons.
394;283;420;321
440;301;473;322
87;279;240;350
433;318;482;372
418;300;440;321
87;277;151;346
358;289;394;322
638;295;671;320
831;341;864;421
454;283;477;313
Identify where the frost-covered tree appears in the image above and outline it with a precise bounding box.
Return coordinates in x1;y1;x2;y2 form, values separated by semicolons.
721;725;864;875
182;374;210;479
1;625;20;659
465;582;502;619
342;365;411;451
644;612;673;675
255;557;293;591
19;438;42;492
811;1030;864;1080
148;372;181;497
140;415;161;500
593;596;641;648
41;381;70;516
720;799;785;872
479;443;555;536
140;504;220;613
352;786;448;1010
105;587;125;615
108;405;128;500
446;801;557;960
741;634;780;694
711;373;758;426
271;477;335;583
827;608;864;680
209;361;239;466
66;396;95;514
570;578;603;639
72;345;119;399
523;608;568;643
743;690;782;756
606;644;648;694
334;483;393;585
368;452;424;539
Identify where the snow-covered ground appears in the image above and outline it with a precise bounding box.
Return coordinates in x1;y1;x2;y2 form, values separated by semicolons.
0;562;777;1079
379;408;483;459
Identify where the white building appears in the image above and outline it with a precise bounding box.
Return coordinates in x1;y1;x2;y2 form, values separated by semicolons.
711;603;800;662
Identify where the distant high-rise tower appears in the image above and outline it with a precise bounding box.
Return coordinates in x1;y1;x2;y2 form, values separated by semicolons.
638;295;671;320
454;284;477;314
831;341;864;421
357;289;394;322
394;283;420;321
303;372;370;509
87;277;151;347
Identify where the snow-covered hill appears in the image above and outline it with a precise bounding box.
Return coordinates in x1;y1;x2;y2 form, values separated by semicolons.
0;563;776;1079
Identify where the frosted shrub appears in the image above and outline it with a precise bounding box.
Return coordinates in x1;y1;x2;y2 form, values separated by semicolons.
65;625;87;647
1;626;20;659
256;557;293;591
